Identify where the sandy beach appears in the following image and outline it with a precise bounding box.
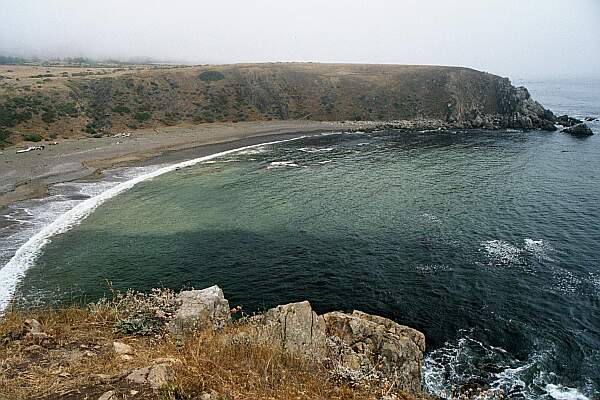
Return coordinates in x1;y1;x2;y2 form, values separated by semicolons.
0;120;354;209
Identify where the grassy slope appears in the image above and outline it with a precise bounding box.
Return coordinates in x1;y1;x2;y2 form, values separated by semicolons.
0;305;427;400
0;63;538;146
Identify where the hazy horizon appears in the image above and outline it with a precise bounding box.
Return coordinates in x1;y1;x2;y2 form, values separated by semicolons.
1;0;599;80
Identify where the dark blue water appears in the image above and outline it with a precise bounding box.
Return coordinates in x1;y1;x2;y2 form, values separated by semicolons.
4;79;600;399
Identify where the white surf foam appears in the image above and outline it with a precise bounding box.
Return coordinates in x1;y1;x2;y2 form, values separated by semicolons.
423;332;592;400
524;238;555;262
0;136;305;313
298;147;334;153
266;161;300;170
545;384;590;400
482;239;523;265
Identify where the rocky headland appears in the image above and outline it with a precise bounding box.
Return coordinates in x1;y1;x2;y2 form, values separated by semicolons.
0;285;436;400
0;63;564;149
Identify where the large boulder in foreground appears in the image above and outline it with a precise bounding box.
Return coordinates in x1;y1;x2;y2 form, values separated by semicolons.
168;285;230;336
259;301;327;359
323;310;425;394
563;123;594;136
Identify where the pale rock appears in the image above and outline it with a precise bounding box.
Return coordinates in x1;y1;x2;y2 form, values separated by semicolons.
259;301;326;358
323;311;425;393
24;319;43;335
126;366;150;384
169;285;231;336
119;354;133;361
199;389;222;399
113;341;133;355
24;318;50;341
147;363;174;389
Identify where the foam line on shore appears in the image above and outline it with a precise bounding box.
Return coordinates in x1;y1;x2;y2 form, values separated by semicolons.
0;135;308;314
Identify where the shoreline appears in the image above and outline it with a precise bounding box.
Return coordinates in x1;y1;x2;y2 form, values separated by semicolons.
0;120;353;210
0;118;469;211
0;135;313;313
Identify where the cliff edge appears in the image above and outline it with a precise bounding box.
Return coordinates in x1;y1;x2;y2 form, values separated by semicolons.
0;286;430;400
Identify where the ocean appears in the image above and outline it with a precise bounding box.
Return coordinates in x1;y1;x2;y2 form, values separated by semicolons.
1;78;599;399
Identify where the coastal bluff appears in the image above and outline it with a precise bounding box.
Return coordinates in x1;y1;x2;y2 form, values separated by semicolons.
0;285;431;400
0;63;557;146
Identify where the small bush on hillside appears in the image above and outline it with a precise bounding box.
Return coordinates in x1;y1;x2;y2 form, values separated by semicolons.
23;133;43;142
92;287;178;336
0;127;10;143
56;102;78;117
84;123;97;134
112;104;131;115
198;70;225;82
134;111;152;122
41;110;56;123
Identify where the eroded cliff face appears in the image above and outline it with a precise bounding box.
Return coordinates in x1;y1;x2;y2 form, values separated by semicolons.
0;63;556;145
445;68;555;130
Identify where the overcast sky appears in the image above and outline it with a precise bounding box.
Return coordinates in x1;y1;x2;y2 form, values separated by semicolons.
1;0;599;79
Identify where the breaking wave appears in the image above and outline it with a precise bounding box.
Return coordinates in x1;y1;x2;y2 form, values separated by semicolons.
423;330;591;400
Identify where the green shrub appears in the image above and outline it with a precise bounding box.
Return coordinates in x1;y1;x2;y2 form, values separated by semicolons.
56;102;78;117
112;105;131;115
84;123;97;134
0;127;10;143
0;106;33;127
113;312;164;336
198;71;225;82
41;110;57;123
23;133;43;142
134;111;152;122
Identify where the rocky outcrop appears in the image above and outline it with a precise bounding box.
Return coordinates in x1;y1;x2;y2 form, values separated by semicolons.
168;285;230;336
563;123;594;136
126;363;175;389
163;287;426;393
257;301;327;359
323;311;424;394
2;63;560;145
444;70;556;131
252;301;425;394
556;115;583;127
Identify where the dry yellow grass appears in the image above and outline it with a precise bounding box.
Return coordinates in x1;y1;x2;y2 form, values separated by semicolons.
0;305;424;400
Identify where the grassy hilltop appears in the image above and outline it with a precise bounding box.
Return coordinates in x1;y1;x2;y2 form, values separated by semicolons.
0;62;555;146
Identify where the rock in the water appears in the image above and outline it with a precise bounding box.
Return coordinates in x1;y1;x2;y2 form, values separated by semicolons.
147;363;174;389
259;301;327;358
98;390;115;400
323;311;425;394
113;341;133;355
169;285;230;336
585;116;598;122
556;115;583;127
563;123;594;136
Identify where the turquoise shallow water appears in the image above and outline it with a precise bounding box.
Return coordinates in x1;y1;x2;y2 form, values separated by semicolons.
14;126;600;399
